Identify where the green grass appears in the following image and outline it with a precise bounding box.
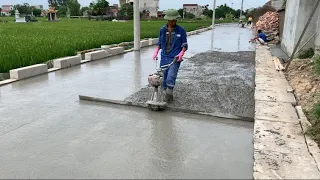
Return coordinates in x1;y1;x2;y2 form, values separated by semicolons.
298;48;315;59
307;103;320;144
0;18;211;73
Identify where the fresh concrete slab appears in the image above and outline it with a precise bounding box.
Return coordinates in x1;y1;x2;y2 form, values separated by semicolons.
10;64;48;80
125;51;256;120
53;55;81;69
0;26;255;179
0;79;18;86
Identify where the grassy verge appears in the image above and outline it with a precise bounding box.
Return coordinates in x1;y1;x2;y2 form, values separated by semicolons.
0;19;211;73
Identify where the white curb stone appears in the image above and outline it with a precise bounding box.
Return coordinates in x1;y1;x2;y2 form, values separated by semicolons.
140;40;149;48
53;55;81;69
85;50;109;61
10;64;48;80
109;47;124;56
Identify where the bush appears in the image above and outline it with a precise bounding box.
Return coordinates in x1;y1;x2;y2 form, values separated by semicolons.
298;48;314;59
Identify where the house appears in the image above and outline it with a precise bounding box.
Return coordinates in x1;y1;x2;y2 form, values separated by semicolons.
109;4;119;17
183;4;203;18
119;0;159;17
1;5;14;16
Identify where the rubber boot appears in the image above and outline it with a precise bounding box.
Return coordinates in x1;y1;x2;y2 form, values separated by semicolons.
166;88;173;103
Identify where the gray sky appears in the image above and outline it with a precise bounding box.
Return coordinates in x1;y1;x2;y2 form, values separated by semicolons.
1;0;267;10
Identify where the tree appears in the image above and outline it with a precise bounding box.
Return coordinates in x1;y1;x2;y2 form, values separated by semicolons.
81;6;90;15
33;8;42;16
47;0;81;17
178;8;183;18
118;3;133;20
67;0;80;16
89;0;109;15
185;12;195;19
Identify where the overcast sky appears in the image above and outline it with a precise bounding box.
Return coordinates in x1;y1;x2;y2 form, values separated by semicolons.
1;0;267;10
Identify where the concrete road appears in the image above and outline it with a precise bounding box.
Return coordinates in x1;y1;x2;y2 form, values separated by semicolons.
0;25;255;179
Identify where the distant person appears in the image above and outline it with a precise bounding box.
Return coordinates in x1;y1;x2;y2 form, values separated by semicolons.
152;9;188;102
250;29;268;45
247;16;253;25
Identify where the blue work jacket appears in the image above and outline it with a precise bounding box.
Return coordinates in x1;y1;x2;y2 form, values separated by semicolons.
156;25;188;59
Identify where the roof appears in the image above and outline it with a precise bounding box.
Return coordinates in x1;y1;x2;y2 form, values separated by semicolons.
183;4;198;7
2;5;13;7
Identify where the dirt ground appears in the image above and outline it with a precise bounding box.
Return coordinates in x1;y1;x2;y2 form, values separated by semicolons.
286;58;320;140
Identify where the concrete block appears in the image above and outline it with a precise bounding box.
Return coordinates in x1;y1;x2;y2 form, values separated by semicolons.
85;50;109;61
149;38;158;45
255;101;299;123
109;47;124;56
140;40;149;48
254;146;320;179
10;64;47;80
53;55;81;69
255;87;297;104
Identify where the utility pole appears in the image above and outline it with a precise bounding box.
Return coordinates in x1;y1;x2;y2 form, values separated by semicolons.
211;0;216;50
134;0;140;51
240;0;244;21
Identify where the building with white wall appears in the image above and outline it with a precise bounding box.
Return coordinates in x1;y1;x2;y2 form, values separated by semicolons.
119;0;159;17
1;5;14;16
183;4;203;18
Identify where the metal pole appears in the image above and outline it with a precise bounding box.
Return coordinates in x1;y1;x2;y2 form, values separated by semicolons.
294;33;317;56
285;0;320;71
240;0;244;22
134;0;140;51
211;0;216;50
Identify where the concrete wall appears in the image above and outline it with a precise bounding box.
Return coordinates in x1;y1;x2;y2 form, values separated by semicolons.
315;9;320;56
281;0;320;56
281;0;299;55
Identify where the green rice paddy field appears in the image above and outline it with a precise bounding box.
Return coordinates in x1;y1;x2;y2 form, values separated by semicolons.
0;17;216;73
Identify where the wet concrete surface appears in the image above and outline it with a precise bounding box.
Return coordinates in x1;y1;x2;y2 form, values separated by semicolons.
0;25;255;178
125;51;256;120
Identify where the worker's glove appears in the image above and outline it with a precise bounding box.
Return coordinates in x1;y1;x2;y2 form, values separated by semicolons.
153;47;160;61
176;51;185;62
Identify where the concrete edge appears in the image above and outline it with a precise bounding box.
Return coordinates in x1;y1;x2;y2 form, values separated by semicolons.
253;45;320;179
0;79;18;86
79;95;254;122
295;106;320;171
0;26;212;86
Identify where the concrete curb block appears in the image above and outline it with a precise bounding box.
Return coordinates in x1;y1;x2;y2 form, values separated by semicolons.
109;47;124;56
140;40;149;48
10;64;48;80
85;50;109;61
149;38;158;45
53;55;81;69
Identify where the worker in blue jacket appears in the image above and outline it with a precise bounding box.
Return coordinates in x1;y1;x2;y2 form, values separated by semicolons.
152;9;188;102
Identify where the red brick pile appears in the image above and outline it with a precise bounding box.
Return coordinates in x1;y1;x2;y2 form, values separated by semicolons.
255;11;281;44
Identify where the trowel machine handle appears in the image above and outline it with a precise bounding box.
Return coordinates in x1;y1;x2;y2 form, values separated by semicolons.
154;57;177;72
